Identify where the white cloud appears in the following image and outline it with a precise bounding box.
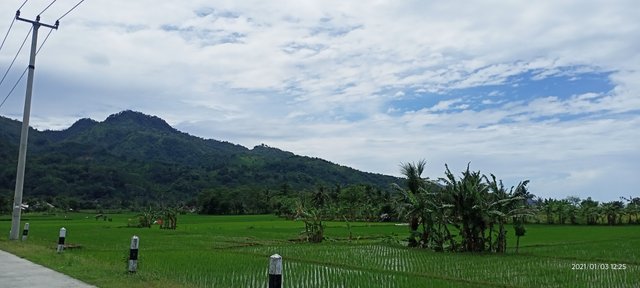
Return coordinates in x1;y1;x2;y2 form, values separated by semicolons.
393;91;405;98
429;99;462;112
0;0;638;201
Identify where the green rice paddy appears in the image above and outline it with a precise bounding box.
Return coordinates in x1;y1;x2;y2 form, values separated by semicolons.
0;213;638;287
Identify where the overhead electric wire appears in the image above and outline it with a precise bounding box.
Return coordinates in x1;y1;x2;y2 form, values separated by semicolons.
1;0;85;110
36;28;54;54
2;0;31;54
0;28;54;110
0;18;16;54
0;27;31;89
38;0;57;16
57;0;85;21
18;0;29;10
0;67;26;109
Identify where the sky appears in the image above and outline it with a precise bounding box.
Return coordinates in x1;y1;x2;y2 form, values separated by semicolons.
0;0;638;202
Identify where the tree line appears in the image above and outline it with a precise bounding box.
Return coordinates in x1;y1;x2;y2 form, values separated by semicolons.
286;160;638;253
536;196;640;225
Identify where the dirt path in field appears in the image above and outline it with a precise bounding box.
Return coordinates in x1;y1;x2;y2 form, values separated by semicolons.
0;250;96;288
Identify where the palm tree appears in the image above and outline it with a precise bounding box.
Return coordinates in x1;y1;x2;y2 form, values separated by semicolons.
601;201;625;225
556;200;571;224
311;185;329;210
580;197;599;225
393;160;432;247
565;196;581;224
621;196;640;224
402;160;427;196
542;199;555;224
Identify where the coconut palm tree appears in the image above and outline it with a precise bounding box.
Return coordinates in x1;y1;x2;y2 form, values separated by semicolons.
403;160;427;196
393;160;433;247
565;196;581;224
541;199;556;224
601;201;625;225
311;185;329;210
580;197;600;225
621;196;640;224
557;200;575;224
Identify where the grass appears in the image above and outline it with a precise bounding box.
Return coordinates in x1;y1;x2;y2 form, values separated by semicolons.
0;213;638;287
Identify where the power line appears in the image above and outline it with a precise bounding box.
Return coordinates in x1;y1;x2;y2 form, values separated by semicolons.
0;27;31;89
0;0;80;111
57;0;86;21
2;1;31;53
0;17;16;54
0;28;54;110
18;0;29;10
38;0;57;16
37;28;54;54
0;67;26;109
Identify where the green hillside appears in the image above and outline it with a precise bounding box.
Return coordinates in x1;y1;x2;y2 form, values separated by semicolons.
0;110;399;211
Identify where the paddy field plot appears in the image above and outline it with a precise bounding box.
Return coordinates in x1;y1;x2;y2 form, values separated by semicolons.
1;213;638;287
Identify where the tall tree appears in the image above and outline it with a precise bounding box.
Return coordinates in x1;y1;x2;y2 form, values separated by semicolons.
393;160;432;247
580;197;600;225
621;196;640;224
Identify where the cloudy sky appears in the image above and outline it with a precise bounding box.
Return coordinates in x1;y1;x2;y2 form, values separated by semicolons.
0;0;638;202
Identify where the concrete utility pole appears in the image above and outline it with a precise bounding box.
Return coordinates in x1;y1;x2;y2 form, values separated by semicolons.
9;11;58;240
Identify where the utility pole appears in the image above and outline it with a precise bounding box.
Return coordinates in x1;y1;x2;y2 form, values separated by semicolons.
9;11;58;240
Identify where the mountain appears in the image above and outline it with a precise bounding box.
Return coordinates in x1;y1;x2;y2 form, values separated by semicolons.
0;110;400;211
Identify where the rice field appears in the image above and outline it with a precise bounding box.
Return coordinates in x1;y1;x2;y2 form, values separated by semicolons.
0;213;638;287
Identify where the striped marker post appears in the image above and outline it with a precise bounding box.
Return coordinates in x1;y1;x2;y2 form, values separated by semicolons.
268;254;282;288
21;223;29;241
57;227;66;253
128;235;139;273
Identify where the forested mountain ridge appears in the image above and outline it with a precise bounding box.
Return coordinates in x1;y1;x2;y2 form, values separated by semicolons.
0;110;399;211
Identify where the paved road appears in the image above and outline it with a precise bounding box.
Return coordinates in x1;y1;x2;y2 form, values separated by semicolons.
0;250;96;288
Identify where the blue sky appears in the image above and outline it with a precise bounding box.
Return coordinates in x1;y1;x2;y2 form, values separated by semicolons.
0;0;638;202
389;69;614;115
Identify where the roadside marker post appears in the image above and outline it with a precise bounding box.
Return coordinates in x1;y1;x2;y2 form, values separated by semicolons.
129;235;139;273
57;227;66;253
21;223;29;241
269;254;282;288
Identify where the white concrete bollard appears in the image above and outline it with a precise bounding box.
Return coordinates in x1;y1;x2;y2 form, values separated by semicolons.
21;223;29;241
128;235;139;273
57;227;66;253
268;254;282;288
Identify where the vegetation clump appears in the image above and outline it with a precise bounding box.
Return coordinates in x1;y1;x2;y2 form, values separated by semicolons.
394;160;534;253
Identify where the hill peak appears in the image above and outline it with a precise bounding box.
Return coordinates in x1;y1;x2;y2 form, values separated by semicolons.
69;118;98;129
104;110;175;132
